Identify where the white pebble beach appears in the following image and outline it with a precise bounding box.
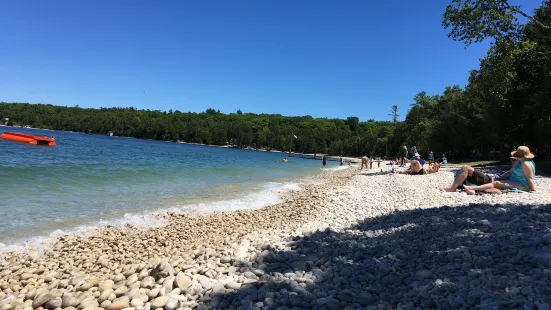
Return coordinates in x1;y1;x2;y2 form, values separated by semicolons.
1;164;551;310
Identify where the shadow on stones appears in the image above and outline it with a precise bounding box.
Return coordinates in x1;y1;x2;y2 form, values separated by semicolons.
202;203;551;310
358;171;394;177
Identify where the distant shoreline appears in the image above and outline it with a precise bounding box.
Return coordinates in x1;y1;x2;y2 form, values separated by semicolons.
2;124;363;162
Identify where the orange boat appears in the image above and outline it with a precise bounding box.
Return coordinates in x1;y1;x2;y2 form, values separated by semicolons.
0;132;56;146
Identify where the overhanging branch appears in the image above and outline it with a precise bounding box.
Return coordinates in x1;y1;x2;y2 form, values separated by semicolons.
498;0;551;30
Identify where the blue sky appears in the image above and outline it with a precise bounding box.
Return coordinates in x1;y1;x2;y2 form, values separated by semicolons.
0;0;542;121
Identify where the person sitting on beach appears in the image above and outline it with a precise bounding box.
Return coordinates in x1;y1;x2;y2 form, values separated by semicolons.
441;155;448;166
414;153;425;166
463;146;536;194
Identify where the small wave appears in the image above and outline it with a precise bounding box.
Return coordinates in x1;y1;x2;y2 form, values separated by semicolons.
163;181;302;214
0;181;302;257
0;212;167;258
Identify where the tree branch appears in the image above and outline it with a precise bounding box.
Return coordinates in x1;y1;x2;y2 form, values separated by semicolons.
498;0;551;30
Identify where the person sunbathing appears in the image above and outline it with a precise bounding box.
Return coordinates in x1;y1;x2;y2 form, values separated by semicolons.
463;146;536;194
439;165;496;192
397;159;425;175
426;162;441;173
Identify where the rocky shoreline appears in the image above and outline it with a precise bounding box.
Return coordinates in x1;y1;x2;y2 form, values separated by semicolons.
2;166;551;310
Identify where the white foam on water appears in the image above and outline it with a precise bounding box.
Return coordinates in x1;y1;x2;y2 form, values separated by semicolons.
163;181;302;215
321;165;349;171
0;181;303;257
0;212;168;258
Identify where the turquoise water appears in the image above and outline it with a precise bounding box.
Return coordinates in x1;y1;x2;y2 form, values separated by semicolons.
1;127;342;246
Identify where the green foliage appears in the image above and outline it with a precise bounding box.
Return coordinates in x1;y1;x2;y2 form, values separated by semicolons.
0;103;396;157
443;0;521;46
443;0;551;47
402;1;551;160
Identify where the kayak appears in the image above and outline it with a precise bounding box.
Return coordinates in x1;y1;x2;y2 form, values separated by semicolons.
0;132;56;146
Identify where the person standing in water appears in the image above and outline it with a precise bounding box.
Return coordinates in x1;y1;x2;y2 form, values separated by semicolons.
322;155;327;166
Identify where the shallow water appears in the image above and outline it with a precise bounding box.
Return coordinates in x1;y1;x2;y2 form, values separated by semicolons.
0;127;343;246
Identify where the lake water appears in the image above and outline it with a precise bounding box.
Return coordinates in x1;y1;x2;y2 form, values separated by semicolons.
0;127;343;249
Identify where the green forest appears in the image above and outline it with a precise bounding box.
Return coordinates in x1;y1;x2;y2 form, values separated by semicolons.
1;1;550;161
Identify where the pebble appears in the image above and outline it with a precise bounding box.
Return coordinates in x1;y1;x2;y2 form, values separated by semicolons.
225;281;241;290
99;280;114;292
174;274;191;292
147;288;160;299
150;296;169;309
62;294;81;308
164;298;178;310
108;296;130;310
140;277;155;289
79;298;100;309
44;297;62;309
32;292;55;308
130;298;144;307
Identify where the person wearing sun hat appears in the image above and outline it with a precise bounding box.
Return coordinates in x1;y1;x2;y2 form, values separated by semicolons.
463;146;536;194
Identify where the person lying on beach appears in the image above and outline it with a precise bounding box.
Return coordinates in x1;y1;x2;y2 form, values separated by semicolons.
396;161;440;175
439;164;505;192
426;162;441;173
463;146;536;195
396;159;425;175
386;159;399;165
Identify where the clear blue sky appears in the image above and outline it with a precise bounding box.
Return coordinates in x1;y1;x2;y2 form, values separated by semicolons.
0;0;542;121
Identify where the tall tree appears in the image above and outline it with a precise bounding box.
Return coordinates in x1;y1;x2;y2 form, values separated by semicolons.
388;105;399;126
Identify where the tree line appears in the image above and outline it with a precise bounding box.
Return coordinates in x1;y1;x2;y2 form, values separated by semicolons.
0;102;397;157
1;0;549;161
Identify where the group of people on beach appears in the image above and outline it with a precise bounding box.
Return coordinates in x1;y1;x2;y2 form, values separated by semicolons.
397;145;536;194
392;146;443;175
386;144;536;194
281;145;537;194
